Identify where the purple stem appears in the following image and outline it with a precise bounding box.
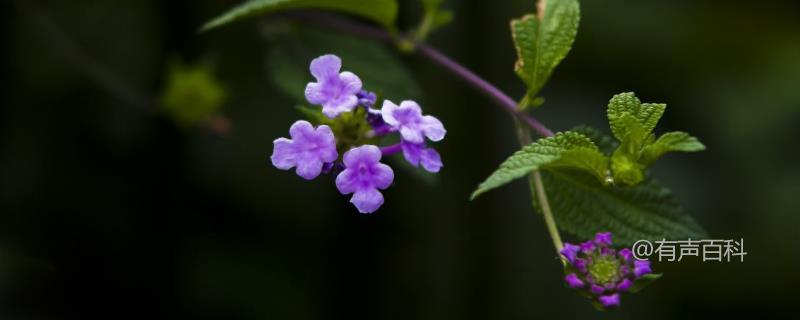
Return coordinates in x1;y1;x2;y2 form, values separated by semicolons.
293;13;554;138
415;43;554;137
380;143;403;156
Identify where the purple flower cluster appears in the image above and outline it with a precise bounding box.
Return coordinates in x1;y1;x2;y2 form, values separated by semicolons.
560;232;653;309
271;54;446;213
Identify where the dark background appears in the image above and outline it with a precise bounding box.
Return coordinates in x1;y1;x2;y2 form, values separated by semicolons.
2;0;799;319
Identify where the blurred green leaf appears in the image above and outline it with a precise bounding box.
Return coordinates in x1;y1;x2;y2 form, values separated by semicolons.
201;0;398;32
511;0;580;99
266;25;421;102
160;60;227;126
415;0;453;40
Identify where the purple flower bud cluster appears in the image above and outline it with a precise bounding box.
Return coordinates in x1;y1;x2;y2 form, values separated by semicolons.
560;232;653;309
271;54;446;214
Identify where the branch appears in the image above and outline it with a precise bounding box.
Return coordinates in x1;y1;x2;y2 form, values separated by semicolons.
291;12;554;138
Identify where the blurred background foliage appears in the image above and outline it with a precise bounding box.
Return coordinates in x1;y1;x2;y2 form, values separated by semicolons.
1;0;798;319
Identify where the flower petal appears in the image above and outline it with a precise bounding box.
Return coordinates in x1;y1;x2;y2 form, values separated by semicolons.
294;153;323;180
420;147;442;173
422;115;446;142
339;71;362;94
590;284;605;295
371;163;394;190
315;125;339;163
322;95;358;118
271;138;295;170
564;273;584;288
304;82;327;105
350;187;384;214
634;260;652;278
616;278;633;292
343;145;382;168
401;141;422;166
594;232;613;246
598;294;621;308
288;120;315;141
335;169;358;194
399;126;424;144
399;100;422;115
560;243;581;264
309;54;341;81
381;100;400;126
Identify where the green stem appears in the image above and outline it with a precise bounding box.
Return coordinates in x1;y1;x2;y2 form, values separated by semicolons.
515;114;565;265
532;171;565;263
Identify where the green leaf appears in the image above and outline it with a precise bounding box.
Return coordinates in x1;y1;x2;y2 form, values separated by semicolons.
539;170;707;246
511;0;580;98
610;114;648;185
535;129;707;246
266;25;421;102
607;92;649;141
629;273;662;293
471;131;607;200
640;131;706;165
605;92;704;185
160;60;226;126
201;0;399;32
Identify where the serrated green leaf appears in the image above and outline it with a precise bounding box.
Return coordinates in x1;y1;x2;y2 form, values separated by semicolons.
607;92;666;140
546;148;609;183
511;0;580;98
607;92;644;141
610;114;648;185
539;169;707;246
638;103;666;134
572;126;618;154
640;131;706;165
266;25;421;102
201;0;398;32
471;131;607;199
605;92;704;185
535;128;707;245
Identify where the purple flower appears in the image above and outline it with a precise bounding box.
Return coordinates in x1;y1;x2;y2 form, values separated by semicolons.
366;107;393;136
335;145;394;214
357;90;377;107
590;284;605;295
594;232;613;246
271;120;338;180
580;240;595;252
305;54;362;118
381;100;446;144
560;232;657;310
401;140;443;173
634;260;652;278
598;294;621;308
564;273;584;288
616;278;633;292
560;243;581;264
618;248;632;261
